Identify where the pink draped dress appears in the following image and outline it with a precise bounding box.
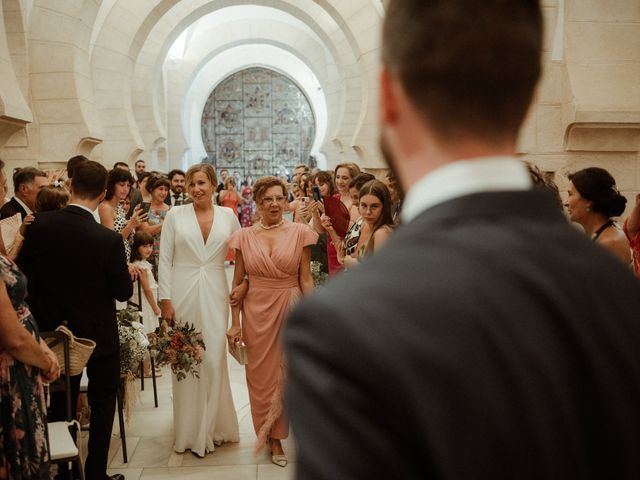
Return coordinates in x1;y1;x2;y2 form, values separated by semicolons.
228;222;318;450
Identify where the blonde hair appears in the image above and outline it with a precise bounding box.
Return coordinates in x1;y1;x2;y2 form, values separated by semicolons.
185;163;218;191
334;163;361;181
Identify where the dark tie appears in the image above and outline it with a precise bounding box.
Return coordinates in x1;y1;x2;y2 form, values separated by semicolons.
174;194;182;206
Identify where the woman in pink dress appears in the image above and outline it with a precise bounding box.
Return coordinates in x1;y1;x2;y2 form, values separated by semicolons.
219;177;241;262
227;176;317;467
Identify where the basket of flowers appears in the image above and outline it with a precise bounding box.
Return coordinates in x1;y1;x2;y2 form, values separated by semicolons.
148;321;206;381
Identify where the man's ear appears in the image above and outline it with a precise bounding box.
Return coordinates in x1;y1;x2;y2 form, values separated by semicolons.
98;190;107;203
379;66;398;125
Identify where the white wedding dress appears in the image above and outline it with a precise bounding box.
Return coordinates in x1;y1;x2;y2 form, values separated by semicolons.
158;203;240;456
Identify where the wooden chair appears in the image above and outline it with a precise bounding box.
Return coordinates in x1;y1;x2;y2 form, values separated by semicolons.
41;330;85;480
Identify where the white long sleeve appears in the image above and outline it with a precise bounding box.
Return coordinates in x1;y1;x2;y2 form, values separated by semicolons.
158;206;176;301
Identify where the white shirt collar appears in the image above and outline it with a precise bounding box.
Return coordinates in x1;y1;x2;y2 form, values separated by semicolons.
401;156;532;223
14;196;32;215
69;203;97;216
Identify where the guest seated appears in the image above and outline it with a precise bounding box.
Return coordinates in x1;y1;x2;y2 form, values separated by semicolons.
565;167;631;264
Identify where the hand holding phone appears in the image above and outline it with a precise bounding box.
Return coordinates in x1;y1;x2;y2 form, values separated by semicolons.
312;185;322;202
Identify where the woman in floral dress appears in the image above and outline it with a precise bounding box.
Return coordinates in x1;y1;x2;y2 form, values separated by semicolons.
0;253;59;479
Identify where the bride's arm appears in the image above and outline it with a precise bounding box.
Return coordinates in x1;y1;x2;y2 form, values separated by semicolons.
158;209;176;323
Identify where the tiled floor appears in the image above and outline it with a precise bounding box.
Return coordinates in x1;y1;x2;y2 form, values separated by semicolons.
82;266;296;480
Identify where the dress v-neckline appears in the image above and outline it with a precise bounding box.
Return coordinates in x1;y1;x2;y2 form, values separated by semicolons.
192;204;216;247
251;227;280;259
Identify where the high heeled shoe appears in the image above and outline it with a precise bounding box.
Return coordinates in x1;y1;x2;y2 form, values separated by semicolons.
267;438;288;468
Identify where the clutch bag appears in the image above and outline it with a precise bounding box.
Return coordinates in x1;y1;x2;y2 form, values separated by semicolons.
230;338;248;365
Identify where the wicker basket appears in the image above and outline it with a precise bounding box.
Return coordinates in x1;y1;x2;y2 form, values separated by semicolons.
49;325;96;376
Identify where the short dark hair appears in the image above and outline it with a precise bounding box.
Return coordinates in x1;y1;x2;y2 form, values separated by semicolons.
382;0;543;143
71;161;108;200
148;175;170;192
105;168;134;200
294;164;309;173
13;167;47;190
113;161;129;170
135;159;145;166
130;231;154;262
168;169;185;180
35;185;69;212
314;171;336;196
67;155;88;179
568;167;627;218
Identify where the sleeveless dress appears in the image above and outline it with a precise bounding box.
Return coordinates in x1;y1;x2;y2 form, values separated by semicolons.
0;255;50;479
228;222;318;450
113;203;131;261
131;260;159;334
220;193;239;261
158;204;241;456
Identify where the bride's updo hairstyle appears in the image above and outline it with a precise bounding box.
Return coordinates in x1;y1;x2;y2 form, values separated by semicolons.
568;167;627;218
252;176;287;205
185;163;218;193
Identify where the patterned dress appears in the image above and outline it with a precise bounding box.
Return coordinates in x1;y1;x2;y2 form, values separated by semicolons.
113;203;131;261
147;206;168;278
0;255;50;479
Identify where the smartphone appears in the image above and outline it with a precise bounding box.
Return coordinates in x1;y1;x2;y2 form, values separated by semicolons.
301;196;310;204
312;185;322;202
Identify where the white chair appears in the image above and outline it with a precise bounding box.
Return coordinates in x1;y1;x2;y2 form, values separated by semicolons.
42;330;85;480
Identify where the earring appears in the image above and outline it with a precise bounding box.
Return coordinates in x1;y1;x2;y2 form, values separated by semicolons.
586;206;591;212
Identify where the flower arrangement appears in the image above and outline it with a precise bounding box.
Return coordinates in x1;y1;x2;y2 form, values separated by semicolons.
148;322;206;381
117;307;149;378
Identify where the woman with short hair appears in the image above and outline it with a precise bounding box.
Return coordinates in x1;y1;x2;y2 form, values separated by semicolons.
227;176;317;467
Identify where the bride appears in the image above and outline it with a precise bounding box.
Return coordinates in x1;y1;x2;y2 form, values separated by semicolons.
158;163;240;457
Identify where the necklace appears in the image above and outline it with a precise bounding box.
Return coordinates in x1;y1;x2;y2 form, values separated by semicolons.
259;219;285;230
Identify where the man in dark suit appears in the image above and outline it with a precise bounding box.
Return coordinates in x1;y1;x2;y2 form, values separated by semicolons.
284;1;640;479
0;166;48;220
18;160;132;480
165;169;188;206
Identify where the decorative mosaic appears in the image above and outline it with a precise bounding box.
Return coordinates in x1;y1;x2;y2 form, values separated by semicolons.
201;67;316;180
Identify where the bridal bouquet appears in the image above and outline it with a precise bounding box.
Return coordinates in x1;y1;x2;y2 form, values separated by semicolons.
117;307;150;378
148;322;206;381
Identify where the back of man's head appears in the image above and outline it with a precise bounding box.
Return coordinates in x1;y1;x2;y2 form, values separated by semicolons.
382;0;543;144
71;161;108;200
67;155;88;179
13;167;47;191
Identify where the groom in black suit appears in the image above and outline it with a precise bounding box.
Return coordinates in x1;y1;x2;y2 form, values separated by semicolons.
285;1;640;479
18;160;132;480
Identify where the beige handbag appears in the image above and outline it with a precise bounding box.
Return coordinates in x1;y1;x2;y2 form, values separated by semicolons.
229;331;248;365
49;325;96;375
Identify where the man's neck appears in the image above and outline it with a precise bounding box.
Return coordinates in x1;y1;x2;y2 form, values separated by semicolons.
69;195;100;212
14;194;33;212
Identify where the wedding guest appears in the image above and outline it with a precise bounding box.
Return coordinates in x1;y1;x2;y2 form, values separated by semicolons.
216;168;229;204
384;170;403;225
0;167;48;220
134;159;146;182
0;160;59;480
99;168;146;262
159;163;240;457
137;171;153;209
623;193;640;276
227;176;317;467
565;167;631;264
240;186;256;227
219;177;241;263
324;172;375;258
334;163;361;219
165;169;187;206
113;161;129;171
18;160;132;480
310;171;344;274
139;175;170;277
36;184;70;212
